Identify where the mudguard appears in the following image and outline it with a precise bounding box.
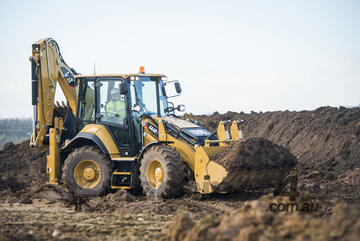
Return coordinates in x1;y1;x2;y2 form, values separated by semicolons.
63;124;120;158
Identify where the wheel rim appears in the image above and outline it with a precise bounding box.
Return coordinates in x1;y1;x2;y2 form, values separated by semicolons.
74;160;101;189
147;160;164;189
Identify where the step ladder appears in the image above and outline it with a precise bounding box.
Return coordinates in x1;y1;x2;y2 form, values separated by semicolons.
111;158;136;189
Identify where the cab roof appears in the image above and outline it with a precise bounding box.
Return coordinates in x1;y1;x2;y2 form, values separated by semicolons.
76;73;166;78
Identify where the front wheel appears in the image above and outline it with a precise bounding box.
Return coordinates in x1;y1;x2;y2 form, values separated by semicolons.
62;146;112;197
139;145;186;198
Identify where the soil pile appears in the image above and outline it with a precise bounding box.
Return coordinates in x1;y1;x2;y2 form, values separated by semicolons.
161;196;360;241
211;138;297;192
186;106;360;205
0;140;48;202
188;107;360;171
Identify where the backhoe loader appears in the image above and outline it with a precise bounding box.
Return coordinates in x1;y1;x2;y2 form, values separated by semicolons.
30;38;289;198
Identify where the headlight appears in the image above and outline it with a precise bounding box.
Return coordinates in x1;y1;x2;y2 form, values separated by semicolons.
130;76;140;81
177;104;185;112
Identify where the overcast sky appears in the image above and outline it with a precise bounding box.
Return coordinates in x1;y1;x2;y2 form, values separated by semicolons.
0;0;359;118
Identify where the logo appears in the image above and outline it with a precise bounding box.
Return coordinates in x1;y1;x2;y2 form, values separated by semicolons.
267;174;322;213
146;122;158;137
60;67;78;87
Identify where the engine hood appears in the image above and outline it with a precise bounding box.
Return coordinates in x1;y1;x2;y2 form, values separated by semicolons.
162;116;212;146
162;116;200;129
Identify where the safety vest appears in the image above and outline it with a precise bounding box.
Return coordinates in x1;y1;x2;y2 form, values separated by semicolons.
106;100;126;120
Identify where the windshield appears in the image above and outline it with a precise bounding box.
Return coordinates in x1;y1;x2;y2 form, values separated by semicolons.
130;77;168;116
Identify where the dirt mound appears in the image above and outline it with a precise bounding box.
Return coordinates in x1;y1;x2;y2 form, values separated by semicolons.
3;142;15;150
0;140;47;202
188;107;360;172
187;106;360;205
212;138;297;170
0;174;27;192
211;138;297;192
30;184;72;201
161;196;360;241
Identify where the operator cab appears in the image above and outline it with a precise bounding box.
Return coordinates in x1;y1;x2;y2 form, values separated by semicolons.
76;68;183;156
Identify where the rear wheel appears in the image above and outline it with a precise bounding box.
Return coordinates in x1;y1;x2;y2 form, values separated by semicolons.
140;145;186;198
62;146;111;197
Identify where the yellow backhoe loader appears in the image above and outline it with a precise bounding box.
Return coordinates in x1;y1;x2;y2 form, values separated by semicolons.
29;38;284;198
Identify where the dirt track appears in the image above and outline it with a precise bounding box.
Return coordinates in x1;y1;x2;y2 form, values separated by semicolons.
0;200;171;241
0;106;360;240
0;189;265;240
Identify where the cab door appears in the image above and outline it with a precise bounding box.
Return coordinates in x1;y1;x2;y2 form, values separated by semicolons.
95;78;138;156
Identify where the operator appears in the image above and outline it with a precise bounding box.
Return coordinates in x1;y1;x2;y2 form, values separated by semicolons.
106;88;126;124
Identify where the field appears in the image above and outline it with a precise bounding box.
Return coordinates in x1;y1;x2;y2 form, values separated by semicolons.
0;106;359;241
0;118;31;149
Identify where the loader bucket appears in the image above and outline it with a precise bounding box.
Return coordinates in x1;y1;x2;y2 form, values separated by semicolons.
192;120;244;194
193;138;297;194
194;145;230;194
192;121;297;194
195;142;293;194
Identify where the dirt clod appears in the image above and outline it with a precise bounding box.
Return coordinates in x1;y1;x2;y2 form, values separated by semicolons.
167;212;194;241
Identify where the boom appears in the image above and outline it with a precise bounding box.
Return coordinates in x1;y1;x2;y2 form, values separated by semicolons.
30;38;78;147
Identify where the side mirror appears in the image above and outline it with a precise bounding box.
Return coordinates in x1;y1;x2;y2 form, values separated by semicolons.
163;80;182;98
174;82;182;94
177;104;185;112
119;83;128;95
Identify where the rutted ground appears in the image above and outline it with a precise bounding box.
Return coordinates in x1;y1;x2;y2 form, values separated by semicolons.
0;189;265;241
0;200;171;241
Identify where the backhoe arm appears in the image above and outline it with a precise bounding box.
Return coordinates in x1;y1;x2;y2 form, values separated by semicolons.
30;38;78;147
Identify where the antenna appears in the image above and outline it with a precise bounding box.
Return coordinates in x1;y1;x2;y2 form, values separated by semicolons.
94;63;96;75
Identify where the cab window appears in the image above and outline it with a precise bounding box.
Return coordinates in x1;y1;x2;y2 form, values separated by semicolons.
99;79;127;125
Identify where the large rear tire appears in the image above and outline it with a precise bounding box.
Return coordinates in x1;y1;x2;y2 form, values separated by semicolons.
62;146;112;197
140;145;186;198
